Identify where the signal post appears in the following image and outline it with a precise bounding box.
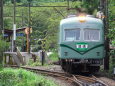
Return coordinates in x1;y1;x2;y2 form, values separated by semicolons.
25;27;32;53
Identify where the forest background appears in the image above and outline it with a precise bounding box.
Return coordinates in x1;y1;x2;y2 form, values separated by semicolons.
2;0;115;51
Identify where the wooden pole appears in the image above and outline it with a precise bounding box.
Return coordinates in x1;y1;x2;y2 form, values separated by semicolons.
0;0;3;69
0;0;3;32
12;0;16;52
26;31;30;52
41;51;45;66
27;1;31;53
104;0;109;70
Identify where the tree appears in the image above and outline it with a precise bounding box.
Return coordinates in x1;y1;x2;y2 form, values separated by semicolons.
0;37;9;70
74;0;99;14
108;0;115;45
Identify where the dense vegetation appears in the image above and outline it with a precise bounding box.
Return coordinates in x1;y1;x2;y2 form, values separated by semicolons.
108;0;115;45
0;37;9;70
0;68;57;86
4;1;68;51
108;0;115;75
3;0;114;51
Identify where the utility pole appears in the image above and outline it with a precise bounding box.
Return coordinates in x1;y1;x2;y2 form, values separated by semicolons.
21;11;25;52
12;0;16;52
100;0;109;70
104;0;109;71
26;1;31;53
0;0;3;33
0;0;3;69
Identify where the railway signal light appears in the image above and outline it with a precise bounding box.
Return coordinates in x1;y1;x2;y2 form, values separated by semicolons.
25;27;32;53
25;27;32;34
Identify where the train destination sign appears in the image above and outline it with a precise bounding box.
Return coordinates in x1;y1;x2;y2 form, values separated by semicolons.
76;42;88;51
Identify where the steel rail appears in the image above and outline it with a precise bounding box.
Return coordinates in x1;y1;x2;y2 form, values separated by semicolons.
73;75;83;86
92;75;108;86
21;66;69;76
74;75;108;86
75;75;96;83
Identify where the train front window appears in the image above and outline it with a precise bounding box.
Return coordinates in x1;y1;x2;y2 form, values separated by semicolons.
65;29;80;41
84;29;100;41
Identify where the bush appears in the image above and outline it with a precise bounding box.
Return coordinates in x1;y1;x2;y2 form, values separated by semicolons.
49;52;59;62
0;68;58;86
0;38;9;70
109;50;115;75
27;59;42;66
0;38;9;53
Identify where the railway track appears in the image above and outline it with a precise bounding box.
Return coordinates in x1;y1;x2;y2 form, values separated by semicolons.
11;66;108;86
73;75;108;86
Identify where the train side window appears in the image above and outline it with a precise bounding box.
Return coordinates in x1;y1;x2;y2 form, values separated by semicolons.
84;29;100;41
65;29;80;41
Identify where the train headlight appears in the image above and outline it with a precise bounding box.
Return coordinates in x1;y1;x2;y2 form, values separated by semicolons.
78;16;86;23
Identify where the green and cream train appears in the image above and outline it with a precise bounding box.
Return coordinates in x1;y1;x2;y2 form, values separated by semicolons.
59;15;105;73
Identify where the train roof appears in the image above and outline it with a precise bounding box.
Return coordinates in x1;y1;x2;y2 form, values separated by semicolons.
60;16;103;26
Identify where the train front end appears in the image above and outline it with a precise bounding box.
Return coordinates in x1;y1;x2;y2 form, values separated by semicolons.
59;15;105;73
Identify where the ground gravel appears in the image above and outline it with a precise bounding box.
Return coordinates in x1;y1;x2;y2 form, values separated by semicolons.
46;76;76;86
98;77;115;86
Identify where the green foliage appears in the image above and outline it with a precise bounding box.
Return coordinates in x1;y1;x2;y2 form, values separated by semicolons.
72;0;99;14
109;50;115;76
29;3;66;51
108;0;115;76
108;0;115;45
27;58;49;66
4;1;66;51
0;36;9;52
3;0;114;51
27;59;42;66
0;37;9;70
0;40;9;53
0;68;58;86
82;0;99;14
49;52;59;62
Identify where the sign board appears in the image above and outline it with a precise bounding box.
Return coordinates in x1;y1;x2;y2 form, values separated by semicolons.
4;34;8;37
16;33;24;36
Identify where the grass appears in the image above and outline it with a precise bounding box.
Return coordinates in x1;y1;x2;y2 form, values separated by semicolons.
99;52;115;80
49;52;59;62
0;68;58;86
27;51;59;66
27;59;49;66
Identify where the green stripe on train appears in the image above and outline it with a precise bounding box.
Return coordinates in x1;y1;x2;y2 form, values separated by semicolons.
60;44;104;55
